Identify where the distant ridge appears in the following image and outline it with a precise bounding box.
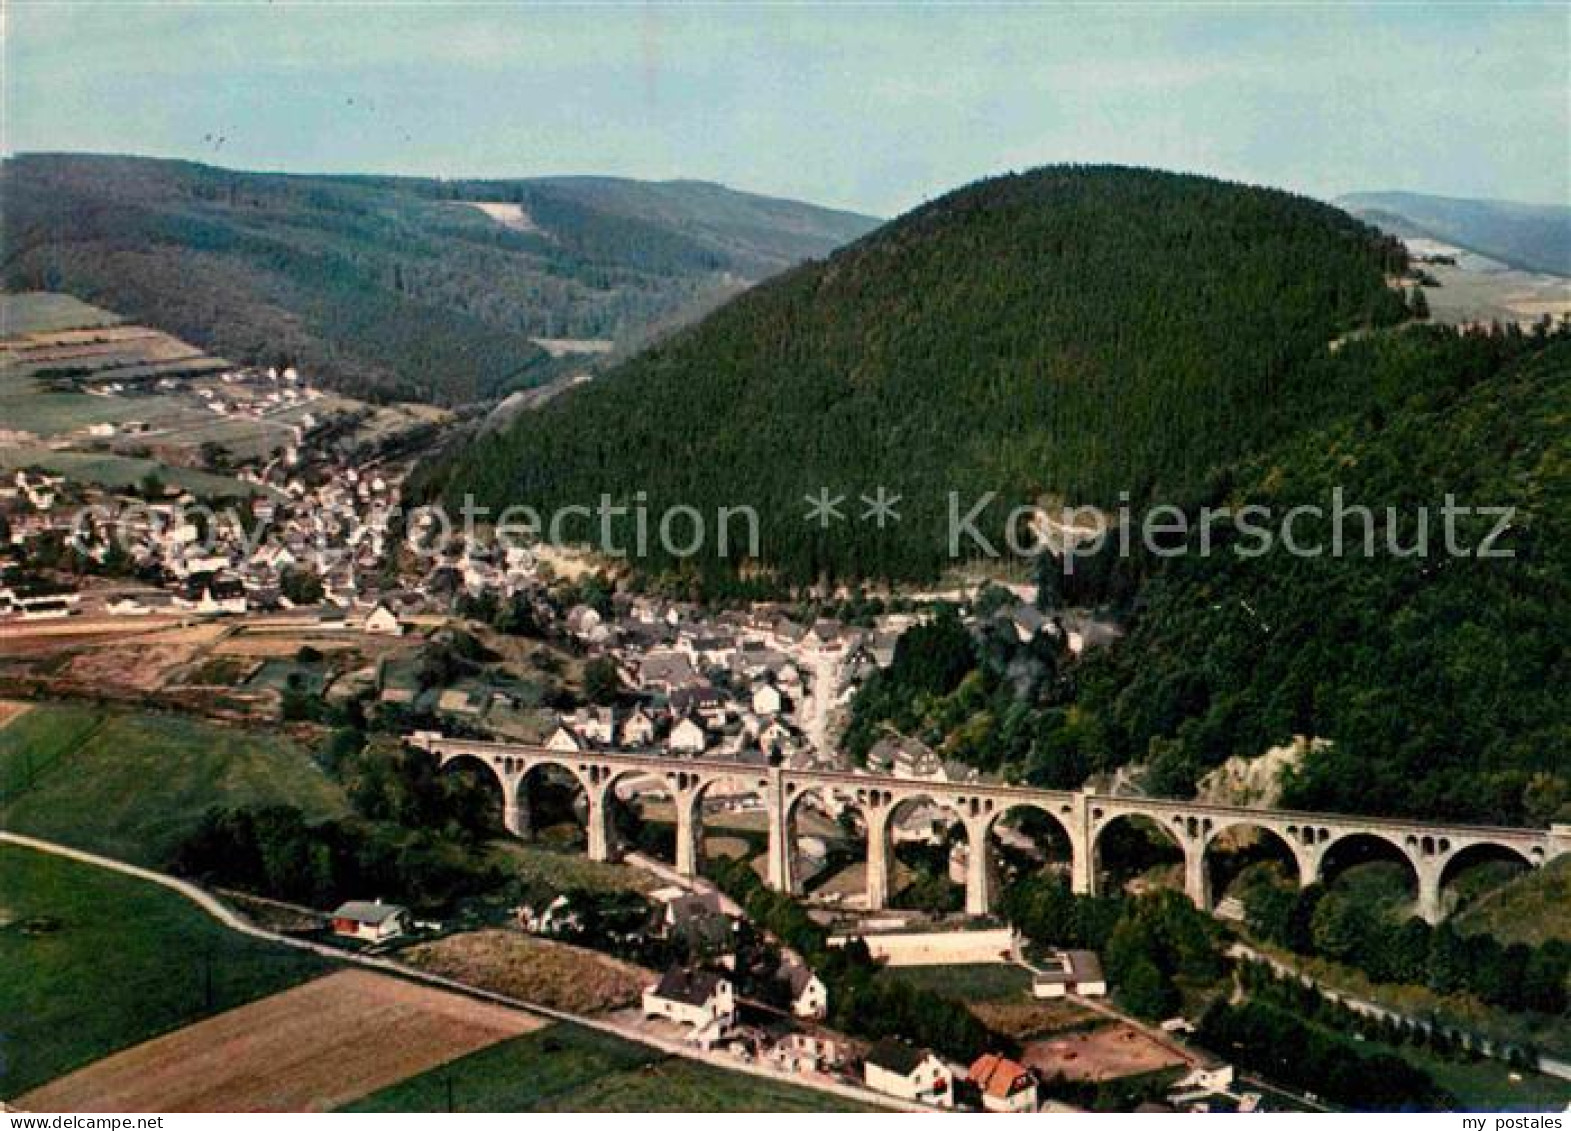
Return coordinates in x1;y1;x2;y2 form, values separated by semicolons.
0;153;879;405
1338;190;1571;277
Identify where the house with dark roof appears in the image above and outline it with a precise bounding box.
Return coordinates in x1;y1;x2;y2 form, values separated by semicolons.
670;685;732;727
863;1038;954;1107
781;962;828;1020
642;966;736;1048
638;650;703;692
656;892;737;960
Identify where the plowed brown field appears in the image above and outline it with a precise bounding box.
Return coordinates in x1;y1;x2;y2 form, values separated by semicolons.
20;969;544;1112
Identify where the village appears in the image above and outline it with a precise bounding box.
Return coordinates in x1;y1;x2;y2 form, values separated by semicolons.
5;317;1562;1115
0;349;1279;1113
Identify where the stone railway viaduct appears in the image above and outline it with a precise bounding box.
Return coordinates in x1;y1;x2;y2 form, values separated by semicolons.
410;734;1571;925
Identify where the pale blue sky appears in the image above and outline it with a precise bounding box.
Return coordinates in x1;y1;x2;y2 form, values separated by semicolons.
5;2;1567;215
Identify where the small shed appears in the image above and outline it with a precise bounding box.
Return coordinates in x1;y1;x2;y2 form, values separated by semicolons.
330;899;408;942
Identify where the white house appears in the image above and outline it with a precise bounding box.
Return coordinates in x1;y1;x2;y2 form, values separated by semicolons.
863;1039;954;1108
545;725;584;753
519;893;581;935
783;963;828;1021
769;1031;853;1075
668;715;708;755
1175;1063;1235;1094
330;899;408;942
175;574;247;616
566;706;618;746
757;719;795;756
363;603;404;636
642;967;736;1048
751;682;784;716
1031;949;1107;999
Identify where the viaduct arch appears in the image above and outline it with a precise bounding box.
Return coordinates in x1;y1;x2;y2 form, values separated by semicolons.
419;734;1571;925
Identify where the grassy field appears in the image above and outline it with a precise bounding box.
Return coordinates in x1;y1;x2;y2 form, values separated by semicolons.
402;930;651;1016
0;446;259;498
0;702;102;800
0;844;330;1099
345;1022;879;1112
487;839;655;895
881;962;1034;1002
0;704;348;866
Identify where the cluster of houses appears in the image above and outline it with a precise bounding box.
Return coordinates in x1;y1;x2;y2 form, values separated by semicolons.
1;357;444;626
637;958;1059;1113
540;599;914;767
80;364;325;440
0;449;434;625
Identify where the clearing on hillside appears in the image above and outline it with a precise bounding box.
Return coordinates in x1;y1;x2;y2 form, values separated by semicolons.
20;969;543;1112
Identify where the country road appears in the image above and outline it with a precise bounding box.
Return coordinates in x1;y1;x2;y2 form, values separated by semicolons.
0;831;919;1113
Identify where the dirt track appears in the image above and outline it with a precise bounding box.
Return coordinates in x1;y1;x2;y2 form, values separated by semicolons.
20;969;543;1112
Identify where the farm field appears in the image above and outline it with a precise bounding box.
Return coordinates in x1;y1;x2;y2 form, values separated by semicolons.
0;446;258;497
20;969;542;1112
0;293;122;336
0;704;348;866
4;623;229;695
402;929;652;1015
1409;248;1571;327
0;844;329;1099
346;1022;880;1112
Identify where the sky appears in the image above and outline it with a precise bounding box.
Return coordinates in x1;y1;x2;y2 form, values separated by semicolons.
4;2;1568;217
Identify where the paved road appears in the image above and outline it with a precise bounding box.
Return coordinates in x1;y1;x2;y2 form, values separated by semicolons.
0;830;917;1113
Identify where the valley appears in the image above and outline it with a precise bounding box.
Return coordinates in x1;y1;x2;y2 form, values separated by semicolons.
1;163;1566;1117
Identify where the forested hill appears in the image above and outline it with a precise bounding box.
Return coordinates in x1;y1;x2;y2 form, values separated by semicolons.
437;165;1412;584
0;153;877;404
1338;190;1571;277
844;323;1571;825
1095;326;1571;823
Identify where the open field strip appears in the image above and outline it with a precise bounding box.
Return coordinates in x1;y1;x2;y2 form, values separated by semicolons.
0;705;346;865
1;833;904;1111
21;970;543;1112
0;840;330;1098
